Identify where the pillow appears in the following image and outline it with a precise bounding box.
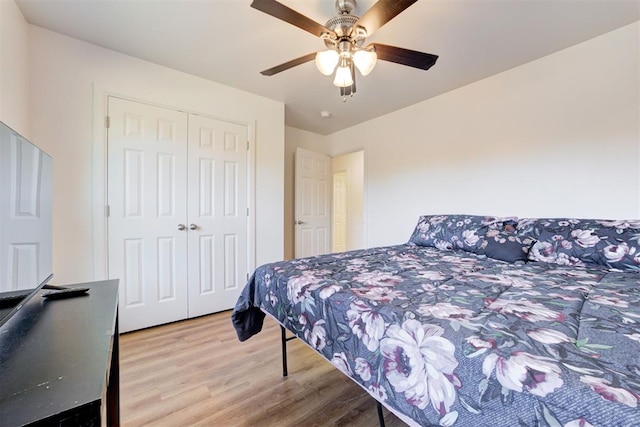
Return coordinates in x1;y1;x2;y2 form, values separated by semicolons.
525;218;602;266
477;229;534;263
525;218;640;270
587;220;640;270
528;229;588;267
408;214;516;254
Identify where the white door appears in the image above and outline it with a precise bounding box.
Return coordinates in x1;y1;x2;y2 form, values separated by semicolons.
0;125;53;292
186;114;248;316
331;151;365;251
332;171;347;253
108;98;251;331
295;148;330;258
108;97;189;332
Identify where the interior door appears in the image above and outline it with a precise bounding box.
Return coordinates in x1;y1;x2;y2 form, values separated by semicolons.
107;97;189;332
186;114;248;316
294;147;330;258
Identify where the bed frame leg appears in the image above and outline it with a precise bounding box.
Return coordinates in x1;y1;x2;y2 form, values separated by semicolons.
376;401;385;427
280;325;288;377
281;323;384;426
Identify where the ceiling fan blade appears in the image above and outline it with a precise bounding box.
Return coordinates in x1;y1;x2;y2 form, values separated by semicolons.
370;43;438;71
250;0;333;38
354;0;418;37
260;52;317;76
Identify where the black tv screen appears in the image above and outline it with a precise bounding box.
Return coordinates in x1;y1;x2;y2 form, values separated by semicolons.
0;121;53;293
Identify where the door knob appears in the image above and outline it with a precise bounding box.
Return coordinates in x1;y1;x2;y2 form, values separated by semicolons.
189;223;198;230
295;220;306;225
178;224;186;231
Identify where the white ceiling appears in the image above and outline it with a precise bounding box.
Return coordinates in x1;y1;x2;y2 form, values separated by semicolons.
16;0;640;135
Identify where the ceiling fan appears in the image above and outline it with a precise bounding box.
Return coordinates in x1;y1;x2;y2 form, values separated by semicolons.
250;0;439;100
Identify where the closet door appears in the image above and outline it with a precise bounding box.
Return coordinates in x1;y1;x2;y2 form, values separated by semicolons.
107;97;189;332
186;114;248;317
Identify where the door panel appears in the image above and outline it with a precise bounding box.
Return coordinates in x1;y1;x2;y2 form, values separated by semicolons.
108;97;189;332
186;114;248;317
295;148;330;258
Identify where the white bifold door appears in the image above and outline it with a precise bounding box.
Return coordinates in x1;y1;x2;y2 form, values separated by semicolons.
107;97;248;332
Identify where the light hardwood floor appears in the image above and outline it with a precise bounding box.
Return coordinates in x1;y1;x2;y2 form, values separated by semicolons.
119;311;405;426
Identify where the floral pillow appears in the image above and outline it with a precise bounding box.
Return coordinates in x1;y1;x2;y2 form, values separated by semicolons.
476;229;535;263
524;218;640;270
408;214;516;254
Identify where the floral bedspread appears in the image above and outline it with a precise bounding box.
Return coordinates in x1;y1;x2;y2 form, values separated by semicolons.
231;245;640;427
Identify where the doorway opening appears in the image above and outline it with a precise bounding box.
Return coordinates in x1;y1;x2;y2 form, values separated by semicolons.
292;148;365;258
331;150;364;253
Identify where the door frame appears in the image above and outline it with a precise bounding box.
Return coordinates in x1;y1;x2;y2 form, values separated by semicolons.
90;86;256;283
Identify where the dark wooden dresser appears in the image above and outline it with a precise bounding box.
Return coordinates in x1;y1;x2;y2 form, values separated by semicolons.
0;279;119;426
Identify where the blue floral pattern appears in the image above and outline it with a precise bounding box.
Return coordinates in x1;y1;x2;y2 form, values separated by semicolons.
478;229;534;262
232;244;640;427
408;214;533;263
519;218;640;271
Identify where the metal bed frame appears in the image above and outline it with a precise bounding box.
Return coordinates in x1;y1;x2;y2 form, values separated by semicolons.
280;325;386;427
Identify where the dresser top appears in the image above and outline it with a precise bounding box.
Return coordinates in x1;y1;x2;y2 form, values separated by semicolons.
0;280;118;425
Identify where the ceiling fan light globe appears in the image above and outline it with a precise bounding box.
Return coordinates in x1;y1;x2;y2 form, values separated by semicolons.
333;65;353;87
353;50;377;76
315;50;340;76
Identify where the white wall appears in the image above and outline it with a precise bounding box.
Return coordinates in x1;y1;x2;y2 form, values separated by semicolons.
284;126;329;259
28;26;285;284
0;0;30;137
325;22;640;248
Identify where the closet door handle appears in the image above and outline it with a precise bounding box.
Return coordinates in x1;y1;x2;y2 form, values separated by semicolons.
189;224;198;230
178;224;186;231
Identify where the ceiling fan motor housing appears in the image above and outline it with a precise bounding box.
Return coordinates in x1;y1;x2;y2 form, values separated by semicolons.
325;15;359;36
324;0;364;49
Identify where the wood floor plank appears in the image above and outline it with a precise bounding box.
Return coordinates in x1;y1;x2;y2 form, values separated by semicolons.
119;311;405;426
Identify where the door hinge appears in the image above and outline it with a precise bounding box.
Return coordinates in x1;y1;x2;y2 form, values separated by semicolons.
246;273;249;281
105;205;110;217
246;207;249;216
105;116;110;129
246;141;249;151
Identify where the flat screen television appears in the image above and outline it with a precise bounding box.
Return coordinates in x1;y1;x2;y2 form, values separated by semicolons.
0;121;53;294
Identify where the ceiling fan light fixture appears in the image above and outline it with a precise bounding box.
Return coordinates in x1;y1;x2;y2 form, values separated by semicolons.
251;0;438;100
333;62;353;87
353;49;377;76
315;50;340;75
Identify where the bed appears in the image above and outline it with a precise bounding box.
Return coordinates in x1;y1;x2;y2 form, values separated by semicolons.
232;215;640;426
